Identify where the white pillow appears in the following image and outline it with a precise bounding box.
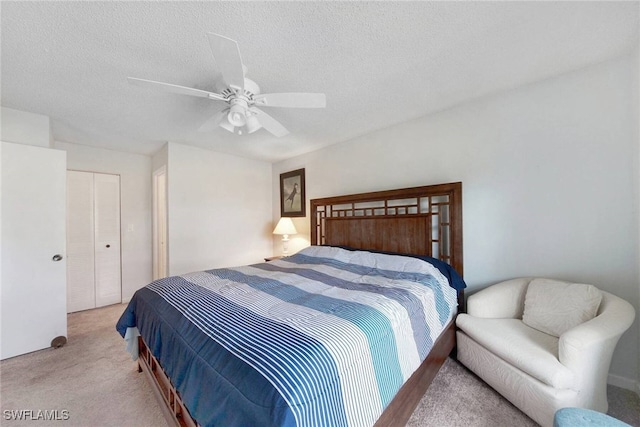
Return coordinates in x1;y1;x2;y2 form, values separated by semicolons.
522;278;602;337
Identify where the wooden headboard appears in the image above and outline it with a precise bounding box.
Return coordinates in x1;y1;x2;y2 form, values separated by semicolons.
310;182;463;277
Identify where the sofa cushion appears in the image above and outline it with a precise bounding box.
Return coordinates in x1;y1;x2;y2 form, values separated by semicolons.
522;278;602;337
456;314;574;389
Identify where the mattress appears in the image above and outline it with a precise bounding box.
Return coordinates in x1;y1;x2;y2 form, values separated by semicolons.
116;246;461;427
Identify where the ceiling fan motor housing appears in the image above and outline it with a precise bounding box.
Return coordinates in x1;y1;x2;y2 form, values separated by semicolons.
225;78;260;127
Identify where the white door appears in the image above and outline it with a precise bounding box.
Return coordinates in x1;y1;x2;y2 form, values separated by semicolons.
66;171;121;312
93;173;121;307
66;171;95;312
1;142;67;360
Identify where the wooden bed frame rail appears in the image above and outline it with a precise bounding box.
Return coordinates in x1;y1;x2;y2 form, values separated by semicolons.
137;336;196;427
373;319;456;426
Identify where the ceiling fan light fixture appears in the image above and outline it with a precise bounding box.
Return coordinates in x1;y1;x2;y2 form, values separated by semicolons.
227;104;246;127
219;119;235;133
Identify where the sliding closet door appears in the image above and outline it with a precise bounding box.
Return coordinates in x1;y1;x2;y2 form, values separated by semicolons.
66;171;96;312
66;171;121;312
94;173;121;307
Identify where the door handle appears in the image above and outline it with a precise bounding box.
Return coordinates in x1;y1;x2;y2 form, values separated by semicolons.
52;254;63;262
106;244;111;248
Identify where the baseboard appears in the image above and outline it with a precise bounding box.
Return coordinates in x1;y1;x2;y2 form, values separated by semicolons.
608;373;639;394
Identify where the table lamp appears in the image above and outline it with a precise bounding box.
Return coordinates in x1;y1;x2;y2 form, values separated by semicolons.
273;218;297;255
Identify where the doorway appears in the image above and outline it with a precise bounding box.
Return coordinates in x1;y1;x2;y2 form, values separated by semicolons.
153;166;168;280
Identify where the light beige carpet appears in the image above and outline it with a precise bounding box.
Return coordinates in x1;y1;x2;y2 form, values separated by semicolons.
1;303;638;426
1;304;167;427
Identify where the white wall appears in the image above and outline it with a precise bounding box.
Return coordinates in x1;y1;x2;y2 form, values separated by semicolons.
152;143;168;172
273;52;639;388
54;141;153;302
0;107;51;148
166;142;272;275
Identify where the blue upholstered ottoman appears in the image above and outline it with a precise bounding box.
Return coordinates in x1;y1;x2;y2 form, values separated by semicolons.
554;408;631;427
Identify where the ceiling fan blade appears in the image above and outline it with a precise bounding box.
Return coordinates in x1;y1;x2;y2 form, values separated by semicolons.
128;77;227;102
206;33;245;91
253;93;326;108
251;108;289;137
198;109;227;132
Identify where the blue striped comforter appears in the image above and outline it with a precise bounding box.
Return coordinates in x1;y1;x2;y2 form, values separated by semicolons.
116;246;459;427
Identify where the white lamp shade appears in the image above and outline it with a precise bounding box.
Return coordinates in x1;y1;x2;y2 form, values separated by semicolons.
245;114;262;134
227;104;246;127
219;119;235;133
273;217;297;236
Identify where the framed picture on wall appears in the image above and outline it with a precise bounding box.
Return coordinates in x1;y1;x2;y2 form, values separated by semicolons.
280;168;306;217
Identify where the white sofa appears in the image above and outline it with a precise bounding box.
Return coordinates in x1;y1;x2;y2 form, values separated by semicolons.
456;278;635;427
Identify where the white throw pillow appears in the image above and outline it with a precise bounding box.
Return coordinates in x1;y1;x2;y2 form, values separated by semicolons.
522;278;602;337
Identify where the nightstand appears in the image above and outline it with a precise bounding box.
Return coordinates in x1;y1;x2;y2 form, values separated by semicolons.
264;256;283;262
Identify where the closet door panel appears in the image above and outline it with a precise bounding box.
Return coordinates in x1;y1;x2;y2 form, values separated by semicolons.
66;171;96;313
94;173;122;307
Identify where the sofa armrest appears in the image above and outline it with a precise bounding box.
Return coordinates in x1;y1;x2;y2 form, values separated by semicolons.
559;291;635;366
559;292;635;406
466;278;533;318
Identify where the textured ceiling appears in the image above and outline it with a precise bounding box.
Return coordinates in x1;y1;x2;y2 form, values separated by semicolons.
1;1;638;162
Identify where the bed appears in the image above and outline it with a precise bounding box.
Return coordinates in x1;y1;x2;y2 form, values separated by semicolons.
117;182;464;427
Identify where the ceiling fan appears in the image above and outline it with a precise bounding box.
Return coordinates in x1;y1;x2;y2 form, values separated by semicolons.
128;33;326;137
